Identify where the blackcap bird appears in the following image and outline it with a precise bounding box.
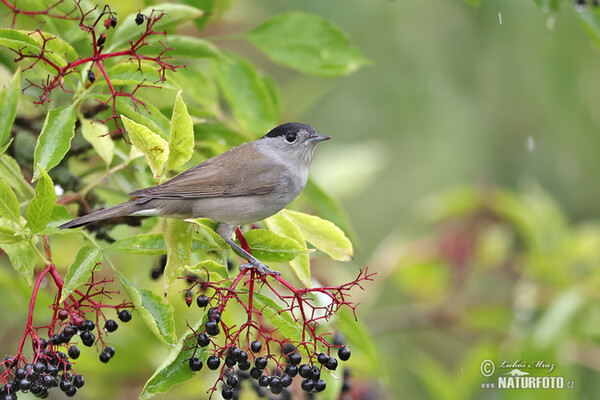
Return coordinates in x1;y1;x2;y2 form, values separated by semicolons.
59;122;330;275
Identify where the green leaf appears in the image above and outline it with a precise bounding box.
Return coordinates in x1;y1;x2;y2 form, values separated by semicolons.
533;0;560;16
282;210;353;261
80;118;114;167
114;269;176;345
577;6;600;48
33;105;77;181
0;226;21;244
109;232;219;255
60;247;102;302
146;35;223;59
210;52;279;135
239;229;309;264
0;68;20;147
0;180;21;224
187;218;229;249
166;90;194;172
103;63;178;90
245;12;371;77
186;260;228;281
109;4;204;51
0;29;40;54
0;155;35;198
96;94;171;138
139;318;205;400
25;165;56;234
266;213;311;287
121;115;169;177
29;31;78;69
250;292;302;342
163;219;192;293
338;309;384;376
0;238;35;285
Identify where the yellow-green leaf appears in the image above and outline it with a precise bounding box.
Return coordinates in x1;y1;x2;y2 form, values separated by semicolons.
0;154;34;198
240;229;309;263
187;218;229;249
0;237;35;285
80;118;114;166
0;226;21;244
0;68;20;147
60;246;102;302
167;90;194;172
163;219;192;293
26;165;56;234
0;180;21;224
121;115;169;177
186;260;229;281
282;210;353;261
266;213;311;286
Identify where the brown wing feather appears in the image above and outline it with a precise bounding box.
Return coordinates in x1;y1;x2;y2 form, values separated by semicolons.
129;143;280;199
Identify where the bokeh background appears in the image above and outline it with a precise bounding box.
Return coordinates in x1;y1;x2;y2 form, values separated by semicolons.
3;0;600;399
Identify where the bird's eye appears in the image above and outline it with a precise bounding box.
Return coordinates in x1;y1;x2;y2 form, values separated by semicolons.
285;132;297;143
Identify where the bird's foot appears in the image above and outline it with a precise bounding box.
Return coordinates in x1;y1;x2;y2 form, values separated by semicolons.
239;261;281;276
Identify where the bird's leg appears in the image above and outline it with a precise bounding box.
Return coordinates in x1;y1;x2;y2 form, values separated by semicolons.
222;227;280;276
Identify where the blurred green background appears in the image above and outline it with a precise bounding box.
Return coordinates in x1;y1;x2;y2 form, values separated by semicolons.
4;0;600;399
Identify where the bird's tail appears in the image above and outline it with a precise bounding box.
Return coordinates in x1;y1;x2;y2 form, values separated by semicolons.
59;202;137;229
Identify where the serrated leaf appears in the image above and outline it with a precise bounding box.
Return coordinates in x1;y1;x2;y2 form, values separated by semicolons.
80;118;114;166
96;94;171;138
0;238;35;285
60;247;102;302
146;35;223;59
187;218;229;249
266;213;311;287
186;260;228;281
167;90;194;172
282;210;353;261
250;292;302;342
0;68;20;147
108;232;219;255
109;4;204;51
0;155;34;198
0;180;21;224
245;12;371;77
0;226;21;244
121;115;169;177
210;52;279;135
26;165;56;234
33;105;77;181
139;318;205;400
114;269;176;345
240;229;309;263
163;219;192;293
103;63;178;90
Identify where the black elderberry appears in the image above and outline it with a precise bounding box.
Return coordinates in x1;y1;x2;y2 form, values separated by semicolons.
228;347;241;359
225;355;236;367
15;367;26;380
298;364;311;378
310;366;321;380
288;352;301;365
32;382;44;394
135;13;144;25
270;376;282;390
226;375;239;388
207;355;220;370
33;362;46;374
82;320;95;331
250;340;262;353
326;356;338;371
65;384;77;397
5;395;17;400
59;379;72;392
81;331;95;347
314;378;326;392
104;346;115;358
58;309;69;320
19;378;31;391
317;352;329;365
196;294;209;308
258;375;269;387
238;359;251;371
250;367;262;379
62;372;73;382
47;364;58;376
118;310;132;322
301;378;314;392
338;346;351;361
99;351;111;363
87;69;95;84
4;356;16;369
205;320;220;336
39;338;48;349
73;374;85;388
222;385;234;400
236;350;248;364
50;333;62;345
42;375;55;388
281;374;293;388
96;33;106;47
207;307;221;322
63;326;76;339
255;357;267;369
197;333;210;347
110;17;117;28
285;364;298;377
189;357;203;371
104;319;118;332
68;345;80;360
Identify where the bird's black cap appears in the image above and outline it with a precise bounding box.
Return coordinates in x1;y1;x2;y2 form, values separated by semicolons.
263;122;315;139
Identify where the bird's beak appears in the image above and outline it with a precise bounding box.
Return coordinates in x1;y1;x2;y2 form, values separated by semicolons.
309;134;331;143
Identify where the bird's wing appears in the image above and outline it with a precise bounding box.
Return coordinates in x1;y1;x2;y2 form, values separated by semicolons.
129;143;281;199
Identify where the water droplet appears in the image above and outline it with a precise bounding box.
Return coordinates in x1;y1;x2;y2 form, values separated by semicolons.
498;12;503;25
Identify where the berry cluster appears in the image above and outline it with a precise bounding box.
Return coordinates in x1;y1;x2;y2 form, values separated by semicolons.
0;310;132;400
575;0;599;6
